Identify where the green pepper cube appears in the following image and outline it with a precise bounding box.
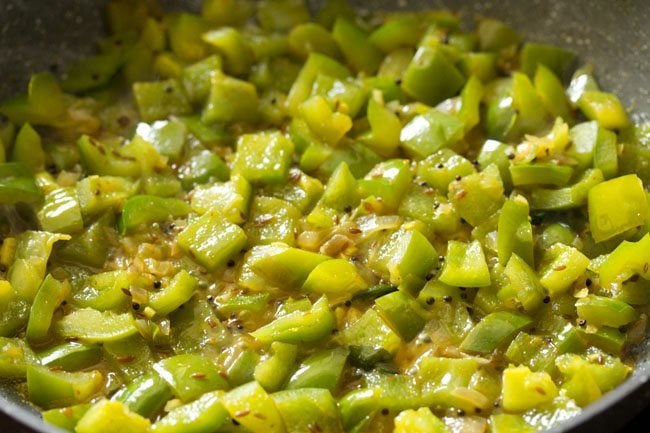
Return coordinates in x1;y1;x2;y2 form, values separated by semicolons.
37;188;84;234
272;388;342;433
42;404;91;432
300;95;352;145
190;174;251;223
177;211;247;271
245;196;301;247
302;259;367;302
400;109;465;160
375;291;427;342
150;391;228;433
254;342;298;392
202;0;254;26
394;407;450;433
287;347;349;392
449;164;505;227
251;296;335;344
26;365;104;409
26;275;71;344
520;42;574;79
401;46;465;106
372;228;437;290
168;13;209;62
148;270;198;316
477;18;521;51
179;144;230;189
153;354;228;403
497;196;534;267
0;162;42;204
0;337;37;379
460;311;533;354
588;174;648;243
534;64;573;122
57;214;112;268
0;72;66;126
307;161;359;228
501;365;558;412
398;186;461;236
75;399;151;433
135;120;187;160
337;308;402;363
578;90;630;130
232;131;294;185
265;169;324;213
576;295;637;328
439;240;490;287
202;27;253;76
500;253;546;311
239;244;329;291
221;381;286;433
332;17;383;75
120;195;190;234
529;168;604;211
358;159;413;213
55;308;138;343
416;149;476;192
288;22;341;59
490;414;538;433
77;135;142;178
38;342;102;372
509;163;574;188
539;243;590;296
181;55;223;105
12;123;45;171
556;351;631;395
201;71;259;124
598;234;650;289
133;79;192;123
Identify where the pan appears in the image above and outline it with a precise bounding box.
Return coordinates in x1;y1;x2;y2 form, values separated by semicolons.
0;1;648;433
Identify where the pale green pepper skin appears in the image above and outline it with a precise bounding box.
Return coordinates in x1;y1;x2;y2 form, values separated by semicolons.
0;2;648;433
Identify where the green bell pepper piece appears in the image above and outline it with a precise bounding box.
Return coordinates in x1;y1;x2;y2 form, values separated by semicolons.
336;308;401;364
119;195;190;234
0;162;43;204
588;174;648;243
400;108;465;160
272;388;343;433
307;161;359;227
257;0;310;32
26;274;71;344
216;293;270;316
150;391;228;433
394;408;450;433
133;79;192;122
26;365;104;409
177;211;247;271
398;185;461;236
363;90;402;157
42;403;91;432
148;270;198;316
510;163;574;187
102;334;154;382
142;174;183;198
460;310;533;354
225;348;259;387
75;400;151;433
73;270;147;311
556;350;631;394
245;196;301;247
439;240;491;287
505;331;558;374
0;72;66;126
167;12;208;62
37;188;83;234
201;71;259;124
358;159;412;213
254;341;298;392
136;120;187;159
302;259;367;301
251;296;335;344
113;373;173;419
576;295;637;328
265;169;323;213
500;253;546;311
300;95;352;145
371;228;437;291
401;46;465;106
501;365;558;412
202;27;253;76
201;0;254;26
287;347;349;392
180;55;223;105
332;17;383;75
578;90;630;130
567;64;600;105
38;342;102;372
75;175;138;216
191;174;251;223
286;53;350;114
497;195;534;267
448;164;504;227
529;168;604;211
375;290;427;341
534;64;573;122
55;308;138;343
289;22;341;59
520;42;574;78
153;354;228;403
178;143;230;189
477;18;521;51
56;214;112;269
232;131;294;185
0;337;37;379
416;148;476;192
538;243;590;296
369;16;424;53
239;244;328;291
12;123;45;171
221;382;287;433
77;135;141;178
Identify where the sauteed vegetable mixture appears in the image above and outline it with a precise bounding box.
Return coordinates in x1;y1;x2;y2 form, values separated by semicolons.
0;0;649;432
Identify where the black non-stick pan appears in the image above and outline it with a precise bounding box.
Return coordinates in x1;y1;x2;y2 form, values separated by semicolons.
0;1;649;432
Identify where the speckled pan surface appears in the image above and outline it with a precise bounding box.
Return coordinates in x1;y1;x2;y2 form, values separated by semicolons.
0;1;649;433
